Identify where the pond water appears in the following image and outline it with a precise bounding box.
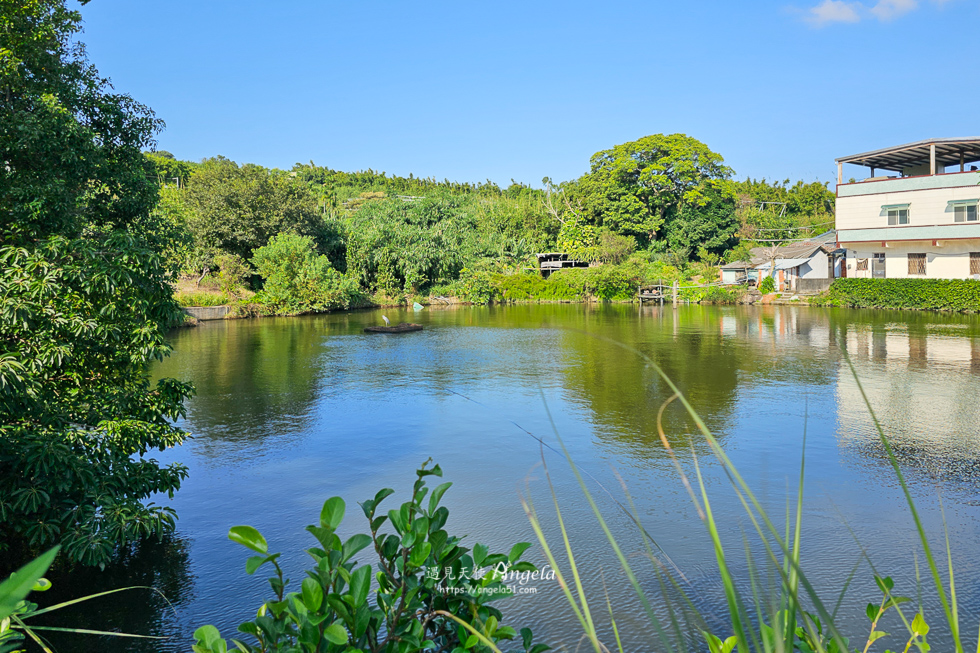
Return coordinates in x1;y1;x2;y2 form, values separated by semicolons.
37;304;980;652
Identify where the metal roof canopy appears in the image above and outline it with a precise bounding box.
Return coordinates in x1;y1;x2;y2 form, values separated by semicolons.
836;138;980;173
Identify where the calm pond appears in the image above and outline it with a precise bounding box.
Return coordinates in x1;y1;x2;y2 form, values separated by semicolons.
40;304;980;652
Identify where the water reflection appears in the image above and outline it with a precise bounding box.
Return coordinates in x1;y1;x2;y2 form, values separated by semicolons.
835;315;980;497
113;304;980;652
29;536;193;653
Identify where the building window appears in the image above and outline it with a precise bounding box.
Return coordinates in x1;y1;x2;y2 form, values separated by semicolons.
908;253;926;275
971;252;980;276
856;259;868;271
887;208;909;225
954;204;978;222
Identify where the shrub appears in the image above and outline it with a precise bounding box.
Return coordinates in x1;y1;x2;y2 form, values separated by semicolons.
252;233;363;315
759;275;775;294
457;266;498;304
192;463;549;653
580;265;639;300
818;278;980;312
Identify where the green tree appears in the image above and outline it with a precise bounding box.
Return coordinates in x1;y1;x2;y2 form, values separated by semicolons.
663;187;739;258
184;157;325;263
0;0;193;566
576;134;734;245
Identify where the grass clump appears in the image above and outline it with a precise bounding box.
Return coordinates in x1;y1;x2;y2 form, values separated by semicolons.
174;291;230;307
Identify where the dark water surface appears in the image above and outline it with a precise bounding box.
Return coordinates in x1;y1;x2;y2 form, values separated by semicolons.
38;304;980;652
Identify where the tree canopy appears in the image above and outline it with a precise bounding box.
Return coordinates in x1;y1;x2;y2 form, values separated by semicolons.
573;134;735;246
0;0;192;566
183;157;326;264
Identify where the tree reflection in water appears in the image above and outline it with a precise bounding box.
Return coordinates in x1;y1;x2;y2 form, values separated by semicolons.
24;536;193;653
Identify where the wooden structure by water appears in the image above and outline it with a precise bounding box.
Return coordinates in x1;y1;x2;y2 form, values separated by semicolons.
364;323;424;334
638;281;676;305
535;252;589;278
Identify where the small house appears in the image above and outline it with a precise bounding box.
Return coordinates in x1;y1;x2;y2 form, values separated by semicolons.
719;261;760;286
750;231;844;293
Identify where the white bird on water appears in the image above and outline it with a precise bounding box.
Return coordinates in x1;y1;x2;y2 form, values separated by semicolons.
382;315;390;326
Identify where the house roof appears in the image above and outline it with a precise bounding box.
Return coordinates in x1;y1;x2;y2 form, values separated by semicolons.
720;260;755;270
836;138;980;173
749;233;835;265
757;258;812;271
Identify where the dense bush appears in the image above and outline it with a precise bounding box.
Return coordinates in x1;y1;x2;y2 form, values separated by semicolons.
0;235;193;566
252;234;363;315
192;463;549;653
464;265;642;304
818;278;980;311
758;275;775;294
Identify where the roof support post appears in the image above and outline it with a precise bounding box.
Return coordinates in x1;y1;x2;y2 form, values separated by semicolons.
837;161;842;185
930;143;936;175
961;152;965;172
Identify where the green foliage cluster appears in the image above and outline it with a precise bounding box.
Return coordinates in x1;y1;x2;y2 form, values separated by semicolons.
734;178;836;244
1;0;192;566
458;265;642;304
183;157;330;265
214;253;252;296
817;278;980;311
252;234;364;315
292;163;519;203
145;151;196;187
758;275;776;294
679;285;742;304
193;463;548;653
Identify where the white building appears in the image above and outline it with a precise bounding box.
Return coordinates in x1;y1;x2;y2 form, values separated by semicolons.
835;138;980;279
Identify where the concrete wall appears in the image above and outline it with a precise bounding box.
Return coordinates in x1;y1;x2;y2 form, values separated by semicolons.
798;250;831;279
182;306;231;320
837;170;980;199
845;240;980;279
797;278;834;293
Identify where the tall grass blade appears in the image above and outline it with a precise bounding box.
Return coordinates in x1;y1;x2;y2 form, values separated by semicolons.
538;390;678;653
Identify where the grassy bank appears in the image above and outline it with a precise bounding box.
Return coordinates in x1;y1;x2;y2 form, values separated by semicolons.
815;278;980;312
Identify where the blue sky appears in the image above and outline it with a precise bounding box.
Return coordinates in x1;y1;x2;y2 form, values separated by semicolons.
78;0;979;187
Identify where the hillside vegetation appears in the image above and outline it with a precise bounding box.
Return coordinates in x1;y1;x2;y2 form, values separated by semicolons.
148;136;835;312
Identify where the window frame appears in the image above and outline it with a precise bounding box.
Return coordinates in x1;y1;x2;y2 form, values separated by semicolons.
887;208;910;225
954;203;978;223
908;252;926;276
970;252;980;277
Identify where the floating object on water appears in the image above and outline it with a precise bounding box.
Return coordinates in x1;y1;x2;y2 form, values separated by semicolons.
364;323;424;334
413;302;424;311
